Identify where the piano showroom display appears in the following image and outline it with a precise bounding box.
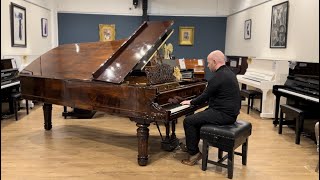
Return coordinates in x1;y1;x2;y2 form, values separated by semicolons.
19;21;207;166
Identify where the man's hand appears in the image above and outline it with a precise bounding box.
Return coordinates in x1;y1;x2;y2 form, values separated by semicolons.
180;100;191;105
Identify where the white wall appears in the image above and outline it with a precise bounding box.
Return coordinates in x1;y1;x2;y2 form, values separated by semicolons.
229;0;271;14
225;0;319;62
2;0;318;68
56;0;232;17
1;0;57;69
56;0;275;17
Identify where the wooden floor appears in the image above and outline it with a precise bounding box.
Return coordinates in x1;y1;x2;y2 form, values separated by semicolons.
1;104;319;180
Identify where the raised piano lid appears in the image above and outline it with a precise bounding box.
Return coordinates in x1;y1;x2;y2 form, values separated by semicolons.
20;40;126;80
92;21;174;83
20;21;174;84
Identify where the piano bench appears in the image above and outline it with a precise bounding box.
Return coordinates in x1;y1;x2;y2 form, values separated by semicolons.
279;104;316;144
10;92;29;121
240;89;262;114
200;120;252;179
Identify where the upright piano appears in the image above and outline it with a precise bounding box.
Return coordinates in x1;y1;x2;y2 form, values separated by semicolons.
237;58;288;118
19;21;207;166
272;61;319;125
1;58;20;118
225;56;248;75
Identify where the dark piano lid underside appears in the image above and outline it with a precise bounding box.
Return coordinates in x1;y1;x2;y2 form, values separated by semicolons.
92;21;174;84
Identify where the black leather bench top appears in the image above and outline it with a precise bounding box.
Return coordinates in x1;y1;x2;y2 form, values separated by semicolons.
200;120;252;139
240;89;262;96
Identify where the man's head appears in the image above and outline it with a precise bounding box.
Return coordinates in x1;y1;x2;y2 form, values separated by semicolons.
207;50;226;72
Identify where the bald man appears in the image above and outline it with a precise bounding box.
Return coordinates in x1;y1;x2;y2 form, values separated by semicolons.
180;50;241;166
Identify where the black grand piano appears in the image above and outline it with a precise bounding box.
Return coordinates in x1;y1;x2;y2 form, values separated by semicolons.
272;61;319;125
19;21;207;166
1;58;20;118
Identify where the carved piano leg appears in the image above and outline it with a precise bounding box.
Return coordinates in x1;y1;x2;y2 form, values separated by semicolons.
161;120;179;151
136;123;150;166
170;119;179;147
273;95;280;126
43;103;52;130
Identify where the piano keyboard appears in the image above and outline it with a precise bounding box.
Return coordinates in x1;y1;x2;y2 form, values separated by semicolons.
278;88;319;103
169;105;190;113
242;76;263;82
1;80;20;89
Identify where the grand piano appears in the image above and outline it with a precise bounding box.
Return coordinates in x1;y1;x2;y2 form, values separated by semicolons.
19;21;207;166
272;61;319;125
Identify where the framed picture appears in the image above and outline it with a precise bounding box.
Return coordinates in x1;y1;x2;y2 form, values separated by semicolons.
179;26;194;46
244;19;252;40
270;1;289;48
10;3;26;47
99;24;115;41
41;18;48;37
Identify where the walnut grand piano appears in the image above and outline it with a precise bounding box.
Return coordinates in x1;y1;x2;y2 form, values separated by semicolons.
19;21;207;166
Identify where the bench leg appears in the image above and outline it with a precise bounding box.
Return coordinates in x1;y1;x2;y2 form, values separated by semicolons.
295;115;304;145
242;138;248;165
26;100;29;114
202;139;209;171
279;109;283;134
259;96;263;113
247;97;251;114
218;148;223;159
250;97;254;110
13;98;18;121
227;150;234;179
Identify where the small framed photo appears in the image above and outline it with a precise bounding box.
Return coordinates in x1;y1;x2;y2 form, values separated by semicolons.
10;3;26;47
270;1;289;48
244;19;252;40
41;18;48;37
179;26;194;46
99;24;116;41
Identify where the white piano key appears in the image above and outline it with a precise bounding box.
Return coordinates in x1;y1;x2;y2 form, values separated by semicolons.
170;105;190;113
278;88;319;103
1;81;20;89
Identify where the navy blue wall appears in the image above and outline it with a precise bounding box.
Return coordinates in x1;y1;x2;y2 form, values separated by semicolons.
58;13;227;79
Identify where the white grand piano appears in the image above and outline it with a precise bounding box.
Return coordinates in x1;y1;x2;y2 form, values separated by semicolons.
237;58;289;118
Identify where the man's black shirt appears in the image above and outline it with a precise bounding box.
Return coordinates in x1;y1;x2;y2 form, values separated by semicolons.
190;65;241;118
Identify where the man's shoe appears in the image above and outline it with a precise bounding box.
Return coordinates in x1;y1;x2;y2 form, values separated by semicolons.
179;143;188;152
181;152;202;166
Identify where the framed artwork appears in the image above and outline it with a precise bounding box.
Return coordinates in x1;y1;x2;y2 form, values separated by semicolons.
244;19;251;40
179;26;194;46
270;1;289;48
99;24;115;41
10;3;26;47
41;18;48;37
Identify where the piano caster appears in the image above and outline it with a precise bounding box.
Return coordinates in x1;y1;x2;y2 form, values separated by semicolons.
137;156;148;166
273;120;278;127
44;123;52;130
161;138;179;151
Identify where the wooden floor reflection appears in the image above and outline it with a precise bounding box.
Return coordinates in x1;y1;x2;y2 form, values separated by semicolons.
1;104;319;180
